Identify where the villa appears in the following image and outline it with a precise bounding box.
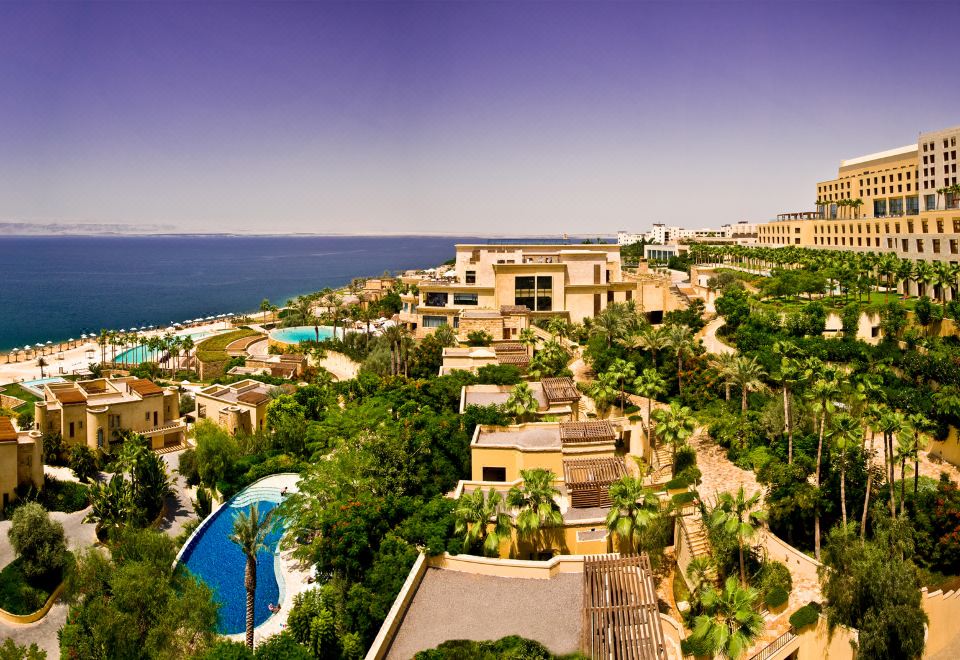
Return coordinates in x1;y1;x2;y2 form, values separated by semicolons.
229;353;307;379
0;416;42;510
194;379;274;435
459;377;582;420
34;377;185;451
399;243;685;338
439;341;530;376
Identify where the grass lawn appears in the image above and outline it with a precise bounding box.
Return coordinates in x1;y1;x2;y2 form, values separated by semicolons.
195;328;259;363
0;382;39;411
673;567;691;606
0;558;66;615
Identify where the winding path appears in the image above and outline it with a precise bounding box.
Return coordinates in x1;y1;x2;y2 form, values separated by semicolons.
698;316;734;356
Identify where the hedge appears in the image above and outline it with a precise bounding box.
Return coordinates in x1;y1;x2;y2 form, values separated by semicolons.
789;602;822;630
765;585;789;609
671;491;697;507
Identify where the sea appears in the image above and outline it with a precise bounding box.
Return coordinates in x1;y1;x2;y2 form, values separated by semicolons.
0;234;496;351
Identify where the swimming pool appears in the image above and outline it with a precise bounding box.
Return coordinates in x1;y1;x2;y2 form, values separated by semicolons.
178;477;296;634
113;331;216;365
269;325;341;344
19;376;68;397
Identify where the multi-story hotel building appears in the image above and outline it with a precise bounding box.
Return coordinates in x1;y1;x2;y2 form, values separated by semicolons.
34;377;185;451
399;242;684;337
757;124;960;264
194;379;272;436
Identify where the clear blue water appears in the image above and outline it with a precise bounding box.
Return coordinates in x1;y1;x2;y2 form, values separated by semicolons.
270;325;340;344
112;331;216;365
19;376;67;396
0;234;492;351
181;499;284;634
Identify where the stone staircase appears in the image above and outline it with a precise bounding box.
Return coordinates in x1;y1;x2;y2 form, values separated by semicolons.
649;445;673;482
684;516;712;561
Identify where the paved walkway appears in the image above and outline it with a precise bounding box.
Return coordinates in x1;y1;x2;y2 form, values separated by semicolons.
698;316;734;356
0;602;67;658
157;449;196;539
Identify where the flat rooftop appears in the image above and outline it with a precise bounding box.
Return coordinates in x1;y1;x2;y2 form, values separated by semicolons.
198;379;273;405
385;568;582;659
462;383;548;410
475;425;561;450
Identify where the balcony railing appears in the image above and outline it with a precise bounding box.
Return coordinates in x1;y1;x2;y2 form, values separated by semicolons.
749;628;797;660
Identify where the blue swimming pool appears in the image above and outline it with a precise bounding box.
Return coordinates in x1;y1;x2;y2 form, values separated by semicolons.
270;325;341;344
179;487;285;634
19;376;68;396
113;331;216;365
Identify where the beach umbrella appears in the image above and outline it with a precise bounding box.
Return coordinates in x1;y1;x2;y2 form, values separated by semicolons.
46;340;52;345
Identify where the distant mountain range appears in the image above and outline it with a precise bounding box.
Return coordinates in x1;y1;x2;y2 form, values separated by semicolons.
0;222;178;235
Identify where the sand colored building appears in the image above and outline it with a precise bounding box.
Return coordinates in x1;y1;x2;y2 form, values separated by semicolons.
399;243;684;338
439;342;530;377
0;417;43;510
34;377;184;451
757;124;960;270
195;379;272;436
459;377;581;421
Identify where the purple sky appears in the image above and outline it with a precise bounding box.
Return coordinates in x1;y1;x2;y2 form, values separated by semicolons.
1;1;958;234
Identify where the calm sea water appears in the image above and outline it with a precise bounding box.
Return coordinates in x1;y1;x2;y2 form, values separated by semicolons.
0;234;488;351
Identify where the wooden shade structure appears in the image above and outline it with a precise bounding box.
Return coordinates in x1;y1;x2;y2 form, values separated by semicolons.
541;377;580;404
581;553;667;660
563;456;627;508
560;421;616;446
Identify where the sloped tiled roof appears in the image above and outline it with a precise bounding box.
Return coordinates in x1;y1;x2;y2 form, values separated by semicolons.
127;378;164;397
237;391;270;406
0;417;17;442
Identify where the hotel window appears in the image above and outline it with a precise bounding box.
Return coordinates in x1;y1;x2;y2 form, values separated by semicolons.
422;315;448;328
901;239;909;252
951;239;959;255
922;220;929;233
927;194;938;211
424;292;448;307
917;239;925;253
514;275;553;312
933;239;942;254
69;422;74;438
938;220;945;233
453;293;478;305
465;270;476;284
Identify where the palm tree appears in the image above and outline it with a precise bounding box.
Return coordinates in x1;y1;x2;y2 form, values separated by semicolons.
229;504;275;649
828;413;862;527
590;305;628;348
37;356;47;378
728;355;768;414
772;342;804;463
605;476;660;554
861;403;885;539
180;335;195;373
685;556;717;610
709;486;767;586
605;358;636;412
259;298;271;323
322;291;344;341
651;401;696;468
453;488;512;557
587;372;619;418
506;469;563;558
634;368;667;445
688;577;764;660
504;382;539;423
879;409;908;520
546;316;571;343
905;412;933;500
913;259;935;298
806;372;840;560
664;324;694;396
518;328;538;353
98;329;109;365
624;324;668;367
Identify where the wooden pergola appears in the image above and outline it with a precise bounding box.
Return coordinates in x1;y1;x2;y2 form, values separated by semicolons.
560;421;616;446
581;553;667;660
542;376;580;404
563;456;627;508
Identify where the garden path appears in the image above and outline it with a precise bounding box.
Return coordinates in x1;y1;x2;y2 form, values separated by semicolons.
157;449;196;540
698;316;734;356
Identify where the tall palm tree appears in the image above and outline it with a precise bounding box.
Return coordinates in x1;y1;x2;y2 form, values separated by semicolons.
913;259;935;298
828;413;862;527
879;409;908;520
322;291;344;341
625;325;669;367
634;368;667;445
518;328;538;353
605;476;660;554
772;342;804;463
806;373;840;560
546;316;571;343
37;356;47;378
453;488;512;557
664;324;694;396
652;401;696;468
259;298;271;323
229;504;275;649
590;305;628;348
506;468;563;558
728;355;768;414
688;577;764;660
709;486;767;586
504;382;539;423
861;403;885;539
905;412;933;500
709;352;737;402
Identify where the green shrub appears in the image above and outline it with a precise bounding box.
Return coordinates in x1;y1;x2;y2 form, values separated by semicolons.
68;445;98;483
253;632;312;660
198;640;254;660
671;491;697;507
674;445;697;475
178;449;200;486
0;559;50;614
789;602;821;630
757;560;793;597
665;476;689;490
8;503;67;579
765;585;789;609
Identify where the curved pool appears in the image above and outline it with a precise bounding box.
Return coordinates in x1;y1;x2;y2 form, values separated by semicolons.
270;325;341;344
177;476;297;634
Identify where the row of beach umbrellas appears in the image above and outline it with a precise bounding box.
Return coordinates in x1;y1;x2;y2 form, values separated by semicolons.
8;313;237;354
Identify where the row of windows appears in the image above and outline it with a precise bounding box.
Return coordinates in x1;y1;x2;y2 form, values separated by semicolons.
923;137;958;152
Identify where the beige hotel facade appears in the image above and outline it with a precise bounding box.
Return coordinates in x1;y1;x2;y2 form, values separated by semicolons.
757;124;960;265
